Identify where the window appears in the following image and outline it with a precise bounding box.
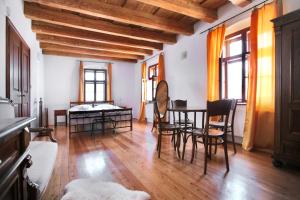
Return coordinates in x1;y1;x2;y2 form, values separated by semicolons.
220;28;250;102
144;64;158;101
84;69;107;101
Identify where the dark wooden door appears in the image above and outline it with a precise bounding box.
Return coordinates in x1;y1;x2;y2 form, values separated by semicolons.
280;19;300;158
21;46;30;117
6;18;30;117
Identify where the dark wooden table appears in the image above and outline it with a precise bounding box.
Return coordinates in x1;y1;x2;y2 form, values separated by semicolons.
168;106;206;160
54;109;67;127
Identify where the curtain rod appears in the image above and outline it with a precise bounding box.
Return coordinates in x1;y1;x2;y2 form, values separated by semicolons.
139;52;163;63
77;60;113;64
199;0;272;34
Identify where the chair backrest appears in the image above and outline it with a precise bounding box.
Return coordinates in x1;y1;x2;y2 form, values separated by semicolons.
230;99;238;126
154;80;169;124
206;99;232;133
172;100;187;107
0;97;16;119
171;100;187;122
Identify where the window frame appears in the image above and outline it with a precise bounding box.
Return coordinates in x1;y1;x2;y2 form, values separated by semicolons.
141;64;159;102
84;68;107;102
220;27;250;103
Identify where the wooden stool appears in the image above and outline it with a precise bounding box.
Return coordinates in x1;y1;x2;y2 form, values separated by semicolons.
54;109;67;127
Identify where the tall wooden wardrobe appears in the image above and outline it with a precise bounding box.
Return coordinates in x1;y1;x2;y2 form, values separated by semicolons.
272;9;300;167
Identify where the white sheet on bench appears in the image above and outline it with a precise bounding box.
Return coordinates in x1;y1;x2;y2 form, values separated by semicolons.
27;141;58;192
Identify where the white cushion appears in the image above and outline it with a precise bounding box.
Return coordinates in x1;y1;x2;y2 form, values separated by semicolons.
61;179;150;200
27;141;58;193
0;102;15;119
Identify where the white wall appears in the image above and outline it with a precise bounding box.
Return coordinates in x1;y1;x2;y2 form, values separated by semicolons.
133;0;300;140
283;0;300;14
0;0;44;125
44;55;135;125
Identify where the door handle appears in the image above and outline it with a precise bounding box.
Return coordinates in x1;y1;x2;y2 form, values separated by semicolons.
18;94;26;97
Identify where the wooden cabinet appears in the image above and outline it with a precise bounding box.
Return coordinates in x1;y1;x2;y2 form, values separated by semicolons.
0;117;35;200
273;9;300;167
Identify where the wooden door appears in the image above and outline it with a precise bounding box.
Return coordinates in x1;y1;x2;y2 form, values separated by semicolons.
7;21;22;117
21;46;30;117
6;18;30;117
280;19;300;157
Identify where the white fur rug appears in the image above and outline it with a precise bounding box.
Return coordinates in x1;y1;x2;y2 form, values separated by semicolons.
61;179;151;200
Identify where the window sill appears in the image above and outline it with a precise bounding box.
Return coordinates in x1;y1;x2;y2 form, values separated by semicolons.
237;102;247;106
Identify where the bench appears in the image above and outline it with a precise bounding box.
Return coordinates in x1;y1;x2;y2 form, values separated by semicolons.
0;97;58;200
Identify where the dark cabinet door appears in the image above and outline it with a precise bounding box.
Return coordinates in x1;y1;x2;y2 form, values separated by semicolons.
6;18;30;117
280;20;300;158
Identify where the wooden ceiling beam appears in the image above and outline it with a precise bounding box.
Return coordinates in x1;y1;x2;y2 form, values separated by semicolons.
36;34;153;56
135;0;217;22
24;2;176;44
24;0;194;35
40;42;144;60
32;21;163;50
229;0;252;7
42;50;138;63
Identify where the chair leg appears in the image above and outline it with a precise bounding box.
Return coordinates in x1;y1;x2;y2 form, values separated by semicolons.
204;136;208;174
158;134;162;158
182;137;187;160
176;132;181;158
156;135;159;151
223;136;230;172
191;135;196;163
231;129;237;154
173;131;177;150
209;137;212;160
214;138;218;154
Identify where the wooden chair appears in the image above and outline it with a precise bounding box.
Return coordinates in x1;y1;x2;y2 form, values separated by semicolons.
171;100;194;127
209;99;238;154
30;98;56;142
154;80;181;158
191;99;232;174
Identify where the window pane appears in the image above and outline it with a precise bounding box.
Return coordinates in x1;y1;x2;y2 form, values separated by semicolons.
227;61;242;99
229;39;242;56
85;83;94;101
85;71;94;81
96;83;105;101
146;80;152;101
96;72;105;81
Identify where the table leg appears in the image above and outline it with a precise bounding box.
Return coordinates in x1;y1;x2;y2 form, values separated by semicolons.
176;130;181;158
65;115;67;126
182;112;188;160
54;115;57;127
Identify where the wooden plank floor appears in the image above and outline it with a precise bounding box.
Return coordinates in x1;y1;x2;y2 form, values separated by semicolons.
39;122;300;200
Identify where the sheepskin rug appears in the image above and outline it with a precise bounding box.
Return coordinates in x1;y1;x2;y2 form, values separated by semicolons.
61;179;151;200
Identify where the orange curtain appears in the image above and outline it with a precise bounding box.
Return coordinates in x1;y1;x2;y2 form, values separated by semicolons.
107;63;112;101
138;62;147;122
242;2;277;151
78;61;84;102
157;53;165;82
207;25;226;101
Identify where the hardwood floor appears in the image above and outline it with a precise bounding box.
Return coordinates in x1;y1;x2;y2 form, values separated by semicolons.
39;122;300;200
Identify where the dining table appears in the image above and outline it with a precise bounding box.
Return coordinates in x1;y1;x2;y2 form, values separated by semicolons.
168;105;206;160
